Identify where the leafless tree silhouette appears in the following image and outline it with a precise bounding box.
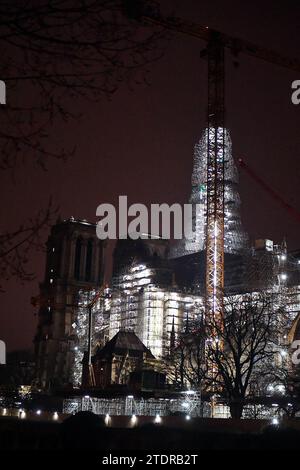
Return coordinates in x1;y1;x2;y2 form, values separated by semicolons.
0;0;164;286
205;293;285;418
0;198;57;290
0;0;163;169
166;316;210;391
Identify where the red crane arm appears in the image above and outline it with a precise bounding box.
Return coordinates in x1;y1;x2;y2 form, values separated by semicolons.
238;158;300;224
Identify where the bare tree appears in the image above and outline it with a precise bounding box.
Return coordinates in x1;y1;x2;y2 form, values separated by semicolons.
166;316;209;392
0;199;57;290
0;0;164;286
0;0;163;169
205;293;284;419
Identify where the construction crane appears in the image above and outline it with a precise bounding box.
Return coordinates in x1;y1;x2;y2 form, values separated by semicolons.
238;158;300;225
125;1;300;324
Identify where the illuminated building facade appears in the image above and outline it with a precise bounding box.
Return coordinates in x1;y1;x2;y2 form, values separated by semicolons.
109;281;203;359
106;239;300;356
108;238;203;358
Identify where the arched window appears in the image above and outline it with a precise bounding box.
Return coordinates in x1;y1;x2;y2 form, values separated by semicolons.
74;238;82;280
85;239;93;281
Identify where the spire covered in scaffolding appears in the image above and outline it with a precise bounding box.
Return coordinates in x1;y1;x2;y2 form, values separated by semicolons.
171;129;248;258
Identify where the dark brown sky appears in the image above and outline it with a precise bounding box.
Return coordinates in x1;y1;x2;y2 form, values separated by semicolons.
1;0;300;352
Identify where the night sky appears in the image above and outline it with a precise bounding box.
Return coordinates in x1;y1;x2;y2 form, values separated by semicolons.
0;0;299;352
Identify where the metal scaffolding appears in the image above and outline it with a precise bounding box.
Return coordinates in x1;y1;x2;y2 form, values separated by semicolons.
109;265;204;358
63;391;205;417
171;129;248;259
70;288;110;386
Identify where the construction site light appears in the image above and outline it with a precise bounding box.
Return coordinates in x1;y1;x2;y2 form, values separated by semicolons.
131;414;137;425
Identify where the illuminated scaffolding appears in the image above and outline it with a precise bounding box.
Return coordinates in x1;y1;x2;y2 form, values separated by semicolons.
63;391;205;417
108;248;300;359
172;129;248;258
109;262;204;358
70;288;110;386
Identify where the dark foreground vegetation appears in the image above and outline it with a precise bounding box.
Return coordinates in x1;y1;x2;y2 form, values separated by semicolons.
0;412;300;451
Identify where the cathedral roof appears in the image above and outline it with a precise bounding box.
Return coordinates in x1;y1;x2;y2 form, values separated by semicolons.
93;331;155;360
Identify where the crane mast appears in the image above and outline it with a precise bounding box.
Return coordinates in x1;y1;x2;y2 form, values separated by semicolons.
205;37;225;323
